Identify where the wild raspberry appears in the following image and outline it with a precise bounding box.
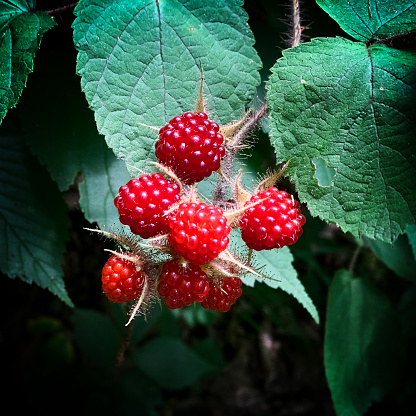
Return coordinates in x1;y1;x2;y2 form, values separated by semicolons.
201;277;243;312
101;254;145;304
155;112;225;185
240;187;306;251
114;173;180;239
157;258;210;309
168;202;231;265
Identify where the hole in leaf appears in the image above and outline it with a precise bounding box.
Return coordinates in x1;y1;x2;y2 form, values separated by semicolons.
312;158;336;187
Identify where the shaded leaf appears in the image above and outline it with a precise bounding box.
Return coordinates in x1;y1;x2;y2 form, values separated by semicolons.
324;270;404;416
0;133;72;305
316;0;416;42
19;50;131;229
364;234;416;282
73;0;261;174
267;37;416;243
131;336;213;389
73;307;121;368
231;231;319;323
0;0;55;123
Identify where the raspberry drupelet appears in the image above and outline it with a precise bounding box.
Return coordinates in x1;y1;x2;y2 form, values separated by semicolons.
155;112;225;185
201;277;243;312
240;187;306;251
101;254;145;304
168;202;231;266
114;173;181;239
157;258;210;309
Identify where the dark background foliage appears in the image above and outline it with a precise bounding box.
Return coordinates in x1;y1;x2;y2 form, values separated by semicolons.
1;1;415;415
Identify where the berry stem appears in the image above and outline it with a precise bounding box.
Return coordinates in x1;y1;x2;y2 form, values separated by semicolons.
115;304;135;366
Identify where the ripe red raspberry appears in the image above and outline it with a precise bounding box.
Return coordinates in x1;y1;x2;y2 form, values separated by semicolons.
157;258;210;309
201;277;243;312
101;254;145;304
114;173;180;239
240;187;306;251
155;111;225;185
168;202;231;265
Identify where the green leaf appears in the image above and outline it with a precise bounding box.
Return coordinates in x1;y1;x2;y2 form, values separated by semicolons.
267;37;416;243
364;234;416;281
0;1;55;124
73;0;261;174
131;336;214;389
19;50;131;229
405;224;416;259
0;133;72;305
231;231;319;323
325;270;404;416
316;0;416;42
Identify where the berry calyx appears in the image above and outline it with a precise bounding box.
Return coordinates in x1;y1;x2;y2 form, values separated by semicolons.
168;202;231;265
155;111;225;185
201;277;243;312
239;187;306;251
114;173;181;239
102;254;145;304
157;258;210;309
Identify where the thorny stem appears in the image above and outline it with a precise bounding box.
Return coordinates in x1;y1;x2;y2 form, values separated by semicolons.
291;0;302;47
115;303;135;366
213;102;269;207
45;2;78;14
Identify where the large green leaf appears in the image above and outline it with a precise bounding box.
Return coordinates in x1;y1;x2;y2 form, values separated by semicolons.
324;270;404;416
73;0;261;174
0;0;55;124
316;0;416;42
0;133;72;305
19;51;131;229
267;37;416;243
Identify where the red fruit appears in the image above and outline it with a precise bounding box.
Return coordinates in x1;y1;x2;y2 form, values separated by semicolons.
168;202;231;265
101;254;145;304
114;173;180;239
201;277;243;312
157;258;210;309
240;187;306;251
155;111;225;184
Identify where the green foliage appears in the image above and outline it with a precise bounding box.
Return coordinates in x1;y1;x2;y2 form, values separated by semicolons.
324;270;404;416
1;1;415;415
316;0;416;41
0;0;55;123
0;133;72;305
19;50;131;228
267;37;416;243
72;0;262;174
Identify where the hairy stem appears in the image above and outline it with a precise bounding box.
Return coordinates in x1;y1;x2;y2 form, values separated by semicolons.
291;0;302;47
115;304;135;366
45;2;78;14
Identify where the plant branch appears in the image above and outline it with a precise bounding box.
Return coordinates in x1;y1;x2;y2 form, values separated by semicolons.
291;0;302;47
45;2;78;15
115;304;135;366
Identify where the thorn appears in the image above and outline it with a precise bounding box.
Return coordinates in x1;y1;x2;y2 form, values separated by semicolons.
195;63;205;113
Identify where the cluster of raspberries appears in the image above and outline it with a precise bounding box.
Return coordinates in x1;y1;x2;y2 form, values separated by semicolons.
101;111;305;317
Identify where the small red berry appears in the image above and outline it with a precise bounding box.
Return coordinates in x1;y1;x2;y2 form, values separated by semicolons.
155;112;225;184
114;173;180;239
240;187;306;251
102;254;145;304
201;277;243;312
157;258;210;309
168;202;231;265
